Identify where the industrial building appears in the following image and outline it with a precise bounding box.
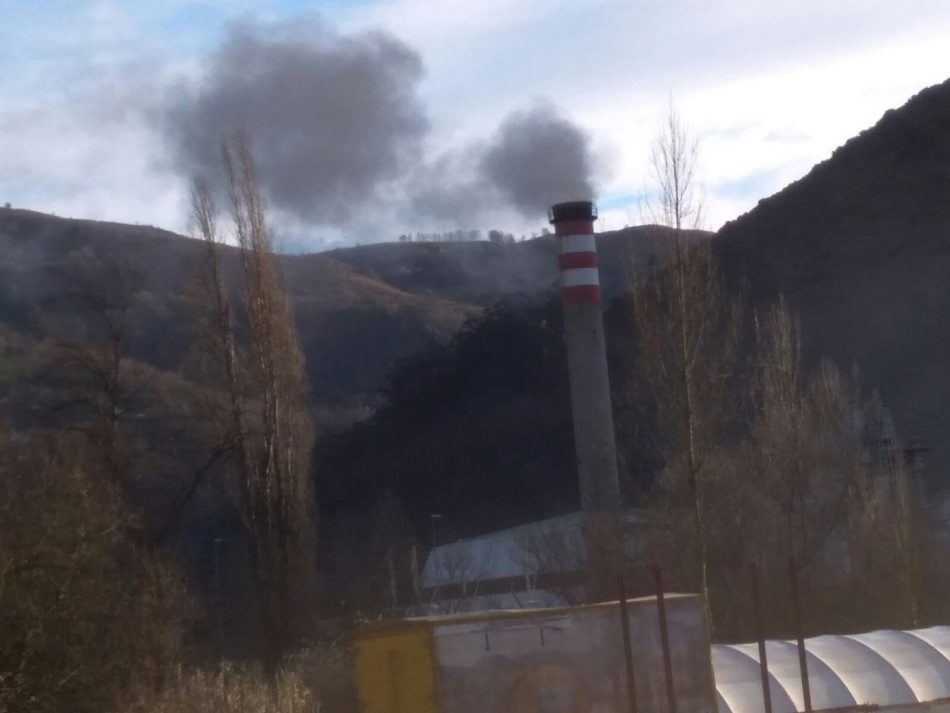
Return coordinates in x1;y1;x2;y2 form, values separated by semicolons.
354;197;950;713
420;509;652;613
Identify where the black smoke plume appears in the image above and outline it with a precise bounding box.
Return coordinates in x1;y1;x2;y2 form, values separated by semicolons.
480;103;596;214
163;18;427;226
161;18;600;232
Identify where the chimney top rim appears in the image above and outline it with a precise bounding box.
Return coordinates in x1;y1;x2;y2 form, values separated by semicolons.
548;201;597;224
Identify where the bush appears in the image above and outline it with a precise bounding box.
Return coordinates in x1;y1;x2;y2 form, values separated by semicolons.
290;644;358;713
0;433;191;713
125;665;313;713
124;644;358;713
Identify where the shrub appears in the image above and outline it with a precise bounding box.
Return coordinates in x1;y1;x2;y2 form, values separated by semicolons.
124;644;358;713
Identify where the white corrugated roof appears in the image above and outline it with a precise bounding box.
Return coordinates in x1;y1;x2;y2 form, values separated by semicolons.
713;627;950;713
421;510;648;588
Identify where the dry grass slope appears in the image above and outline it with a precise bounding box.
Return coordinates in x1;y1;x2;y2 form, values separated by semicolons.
125;646;357;713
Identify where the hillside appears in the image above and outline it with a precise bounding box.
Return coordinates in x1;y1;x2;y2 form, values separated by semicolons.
323;224;704;305
0;208;702;409
0;209;473;408
716;77;950;482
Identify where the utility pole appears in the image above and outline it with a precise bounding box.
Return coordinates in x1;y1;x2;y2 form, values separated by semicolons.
213;537;225;665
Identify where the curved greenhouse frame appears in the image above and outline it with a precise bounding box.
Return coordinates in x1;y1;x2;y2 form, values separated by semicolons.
713;627;950;713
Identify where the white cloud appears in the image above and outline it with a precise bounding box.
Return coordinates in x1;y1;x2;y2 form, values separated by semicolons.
343;0;950;230
2;0;950;240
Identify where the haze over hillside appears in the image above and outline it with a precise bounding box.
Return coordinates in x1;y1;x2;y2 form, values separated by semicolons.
3;77;949;468
0;208;700;410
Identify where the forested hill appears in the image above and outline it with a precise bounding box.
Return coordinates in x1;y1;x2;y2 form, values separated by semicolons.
321;224;705;305
5;74;950;522
715;76;950;480
0;209;471;407
0;208;702;408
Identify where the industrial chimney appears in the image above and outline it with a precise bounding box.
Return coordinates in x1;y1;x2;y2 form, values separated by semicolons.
548;201;621;517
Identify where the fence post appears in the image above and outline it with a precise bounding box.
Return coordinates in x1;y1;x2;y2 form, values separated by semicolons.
618;575;639;713
653;565;677;713
750;563;773;713
788;555;812;713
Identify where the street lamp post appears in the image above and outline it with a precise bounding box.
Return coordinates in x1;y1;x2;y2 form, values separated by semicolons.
213;537;225;664
429;514;443;551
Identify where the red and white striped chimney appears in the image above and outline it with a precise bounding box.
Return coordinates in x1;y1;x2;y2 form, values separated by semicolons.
548;201;621;515
557;220;600;304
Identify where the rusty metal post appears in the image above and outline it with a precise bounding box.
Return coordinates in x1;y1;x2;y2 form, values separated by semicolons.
618;575;639;713
653;565;677;713
750;563;773;713
409;545;421;607
788;556;812;713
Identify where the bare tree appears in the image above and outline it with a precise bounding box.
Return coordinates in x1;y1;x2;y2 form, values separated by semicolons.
840;395;924;630
40;253;154;488
700;302;863;635
514;520;588;606
320;493;417;618
646;97;704;233
674;299;925;637
634;100;741;630
634;105;934;634
424;544;483;614
191;129;315;672
0;432;189;713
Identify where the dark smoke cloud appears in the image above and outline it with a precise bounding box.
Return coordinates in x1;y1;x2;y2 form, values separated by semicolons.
407;146;490;225
410;104;598;223
161;18;599;233
163;18;427;226
480;103;596;214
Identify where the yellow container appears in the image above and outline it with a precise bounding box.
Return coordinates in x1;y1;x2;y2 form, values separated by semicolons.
356;625;439;713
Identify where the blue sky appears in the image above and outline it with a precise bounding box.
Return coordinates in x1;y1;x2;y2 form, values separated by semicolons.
2;1;950;247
